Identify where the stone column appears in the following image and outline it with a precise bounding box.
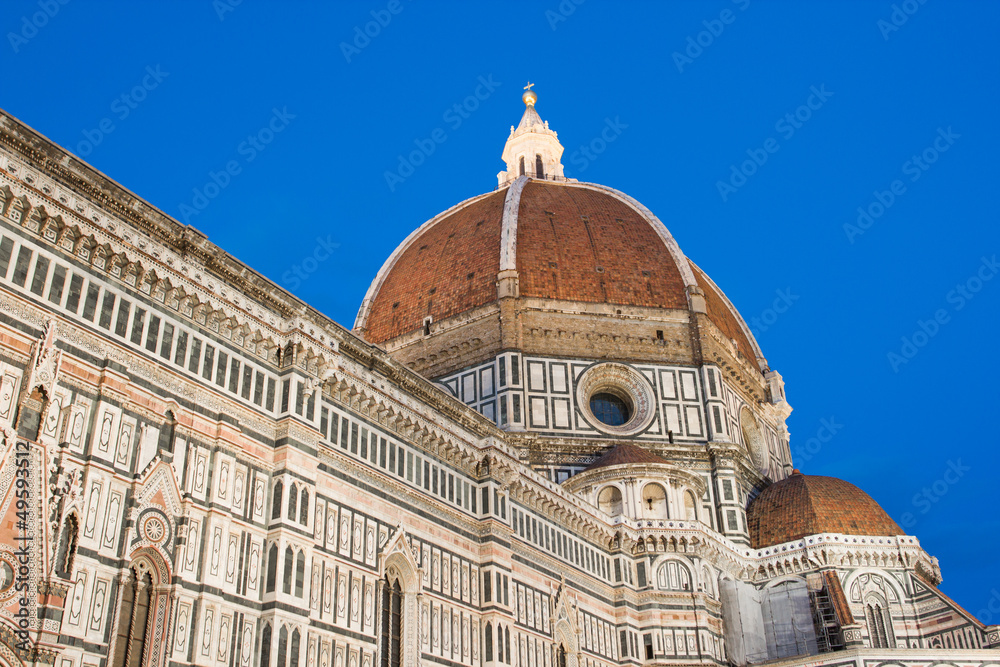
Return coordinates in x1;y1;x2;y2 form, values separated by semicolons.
156;588;176;667
624;478;637;518
374;578;385;667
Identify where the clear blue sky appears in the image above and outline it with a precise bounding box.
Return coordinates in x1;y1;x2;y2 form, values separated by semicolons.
3;1;997;617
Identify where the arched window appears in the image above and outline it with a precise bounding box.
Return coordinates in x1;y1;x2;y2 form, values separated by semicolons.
485;622;493;661
266;543;278;593
295;552;305;598
519;157;525;176
158;410;177;452
683;491;697;521
277;625;289;667
496;624;504;663
259;623;272;667
641;483;668;519
111;569;153;667
701;566;714;598
55;514;79;578
272;481;283;520
380;578;402;667
597;486;623;515
290;628;301;667
864;596;893;648
299;488;309;525
287;483;298;520
111;574;135;667
18;386;47;441
656;560;692;592
535;155;544;179
283;547;294;595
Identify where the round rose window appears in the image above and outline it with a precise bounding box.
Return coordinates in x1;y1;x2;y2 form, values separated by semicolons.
576;363;655;436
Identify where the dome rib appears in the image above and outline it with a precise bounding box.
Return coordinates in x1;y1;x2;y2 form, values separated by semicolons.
689;260;763;365
499;175;528;272
498;179;698;291
573;182;698;288
511;180;693;308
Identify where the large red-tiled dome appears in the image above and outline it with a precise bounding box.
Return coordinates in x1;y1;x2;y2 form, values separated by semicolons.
355;178;759;366
746;471;905;548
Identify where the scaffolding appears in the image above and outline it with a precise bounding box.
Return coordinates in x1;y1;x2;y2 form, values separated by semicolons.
810;586;845;654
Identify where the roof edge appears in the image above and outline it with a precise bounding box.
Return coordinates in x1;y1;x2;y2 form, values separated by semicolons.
0;108;516;445
688;258;766;367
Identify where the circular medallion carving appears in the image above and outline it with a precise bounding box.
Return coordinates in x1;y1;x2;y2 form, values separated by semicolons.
576;363;655;436
139;512;169;545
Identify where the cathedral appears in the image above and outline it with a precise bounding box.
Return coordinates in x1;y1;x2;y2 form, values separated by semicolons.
0;86;996;667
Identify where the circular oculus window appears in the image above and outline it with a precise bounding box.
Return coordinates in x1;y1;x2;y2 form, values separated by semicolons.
590;392;632;426
576;363;655;436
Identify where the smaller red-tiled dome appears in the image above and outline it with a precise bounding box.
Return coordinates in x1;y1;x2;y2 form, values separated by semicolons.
747;471;904;548
584;443;670;471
